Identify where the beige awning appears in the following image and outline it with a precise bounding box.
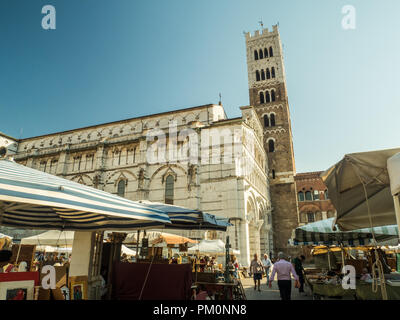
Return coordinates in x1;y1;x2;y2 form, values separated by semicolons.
321;148;400;231
388;152;400;196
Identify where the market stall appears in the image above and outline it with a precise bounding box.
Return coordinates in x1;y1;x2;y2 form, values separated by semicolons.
0;159;172;300
187;239;244;300
290;217;399;299
321;148;400;300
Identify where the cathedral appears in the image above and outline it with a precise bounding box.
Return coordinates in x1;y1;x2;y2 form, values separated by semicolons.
0;25;299;265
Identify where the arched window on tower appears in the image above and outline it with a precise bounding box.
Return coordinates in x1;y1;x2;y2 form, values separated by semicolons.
256;70;260;81
265;91;271;103
259;91;265;104
259;49;263;59
268;139;275;152
165;175;174;205
305;191;312;201
271;89;276;102
271;67;276;78
264;48;268;58
298;191;305;202
270;113;276;126
263;115;270;127
261;69;265;80
269;47;273;57
117;180;126;198
266;68;271;79
272;169;276;179
254;50;259;60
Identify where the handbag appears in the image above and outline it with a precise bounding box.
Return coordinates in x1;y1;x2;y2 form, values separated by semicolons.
256;261;263;273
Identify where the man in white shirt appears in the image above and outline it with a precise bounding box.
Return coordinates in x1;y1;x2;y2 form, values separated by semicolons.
269;252;299;300
262;254;272;284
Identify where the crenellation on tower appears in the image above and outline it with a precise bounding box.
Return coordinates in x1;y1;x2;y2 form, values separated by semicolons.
244;25;279;41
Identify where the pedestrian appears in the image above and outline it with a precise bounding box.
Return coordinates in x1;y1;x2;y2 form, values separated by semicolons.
293;255;306;293
250;254;263;292
269;252;299;300
262;253;272;284
232;255;239;279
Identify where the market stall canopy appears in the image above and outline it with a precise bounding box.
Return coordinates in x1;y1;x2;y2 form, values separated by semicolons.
289;217;399;246
35;245;72;253
187;239;240;255
311;245;372;255
151;232;198;245
388;152;400;196
321;148;400;231
123;231;196;245
121;245;136;257
123;231;162;244
21;230;75;247
0;159;171;231
137;200;232;231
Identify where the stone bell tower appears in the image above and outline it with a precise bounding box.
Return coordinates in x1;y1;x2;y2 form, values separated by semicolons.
244;25;299;256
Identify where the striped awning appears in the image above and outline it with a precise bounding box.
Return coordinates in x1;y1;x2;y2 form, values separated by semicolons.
136;200;232;231
0;159;171;231
289;217;399;246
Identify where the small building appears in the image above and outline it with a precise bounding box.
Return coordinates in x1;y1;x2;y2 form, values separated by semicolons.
295;171;337;225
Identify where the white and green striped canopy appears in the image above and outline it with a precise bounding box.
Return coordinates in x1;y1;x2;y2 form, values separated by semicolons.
289;217;399;246
0;159;171;231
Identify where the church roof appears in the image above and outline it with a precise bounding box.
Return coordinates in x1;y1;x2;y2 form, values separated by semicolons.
18;103;225;141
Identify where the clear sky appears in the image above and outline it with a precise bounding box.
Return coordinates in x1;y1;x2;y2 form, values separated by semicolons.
1;0;399;172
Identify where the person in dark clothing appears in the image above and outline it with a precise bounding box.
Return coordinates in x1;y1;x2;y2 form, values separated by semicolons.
293;255;306;293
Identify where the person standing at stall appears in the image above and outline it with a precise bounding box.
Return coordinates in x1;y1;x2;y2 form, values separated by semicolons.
293;255;306;293
250;254;263;292
269;252;299;300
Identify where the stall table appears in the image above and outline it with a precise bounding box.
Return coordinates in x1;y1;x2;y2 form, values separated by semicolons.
194;280;245;300
356;280;400;300
305;275;356;299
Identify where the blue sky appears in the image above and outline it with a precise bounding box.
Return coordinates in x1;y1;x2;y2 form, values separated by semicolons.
1;0;399;172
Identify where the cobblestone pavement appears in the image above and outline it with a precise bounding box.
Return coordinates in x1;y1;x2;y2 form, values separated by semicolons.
241;277;313;300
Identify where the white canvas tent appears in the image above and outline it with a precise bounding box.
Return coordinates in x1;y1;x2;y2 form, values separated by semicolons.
388;152;400;234
21;230;75;247
321;148;400;231
121;245;136;257
36;245;72;253
188;239;240;255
